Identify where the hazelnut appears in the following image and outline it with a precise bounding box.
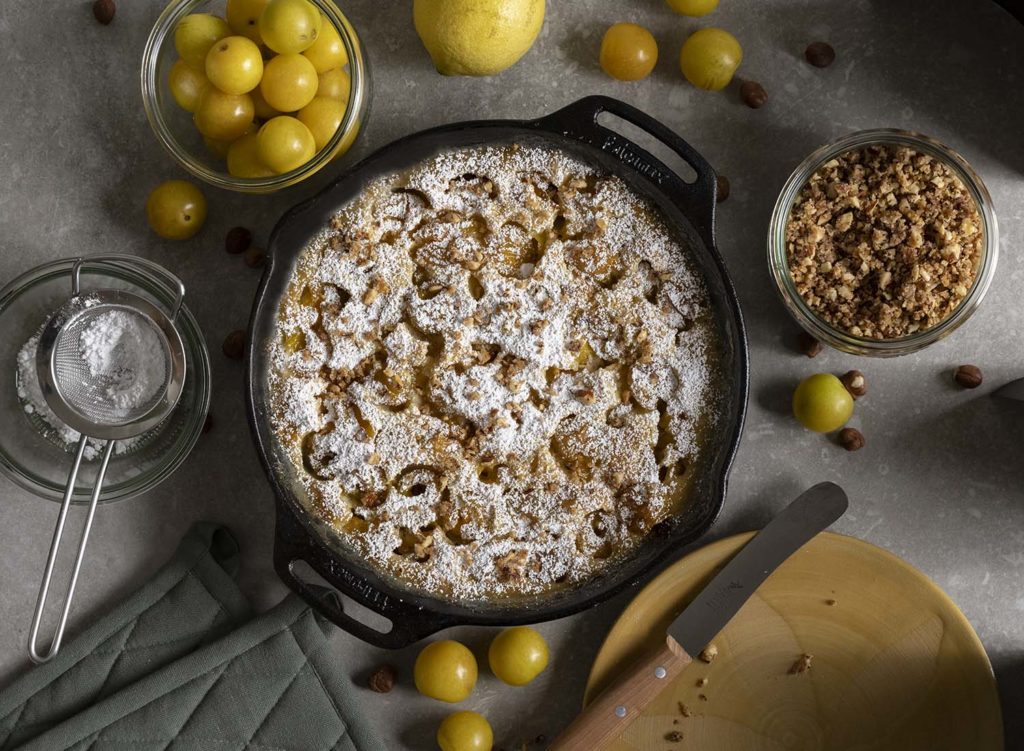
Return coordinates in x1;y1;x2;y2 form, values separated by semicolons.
805;42;836;68
837;427;864;452
368;664;397;693
840;370;866;398
244;246;266;268
716;174;730;203
740;80;768;109
953;364;983;389
698;643;718;663
797;331;823;358
678;702;692;717
92;0;115;24
225;226;252;255
222;330;246;360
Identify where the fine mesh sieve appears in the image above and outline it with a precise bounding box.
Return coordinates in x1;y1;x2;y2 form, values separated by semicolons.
28;258;188;664
48;305;173;427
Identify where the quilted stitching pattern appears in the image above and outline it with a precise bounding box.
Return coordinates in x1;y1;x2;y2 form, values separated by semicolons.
0;525;374;751
0;571;235;751
35;611;354;751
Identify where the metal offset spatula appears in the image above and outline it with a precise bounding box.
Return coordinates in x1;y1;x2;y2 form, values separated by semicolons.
550;482;848;751
27;258;187;664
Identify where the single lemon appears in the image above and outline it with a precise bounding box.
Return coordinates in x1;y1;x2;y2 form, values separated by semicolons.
413;0;545;76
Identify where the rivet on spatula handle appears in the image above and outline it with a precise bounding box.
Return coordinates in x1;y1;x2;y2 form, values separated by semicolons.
548;635;692;750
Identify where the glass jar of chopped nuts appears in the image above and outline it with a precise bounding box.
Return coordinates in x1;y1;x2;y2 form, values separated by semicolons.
768;129;998;356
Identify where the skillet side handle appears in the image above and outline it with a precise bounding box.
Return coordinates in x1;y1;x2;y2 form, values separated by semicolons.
535;95;717;250
273;499;456;649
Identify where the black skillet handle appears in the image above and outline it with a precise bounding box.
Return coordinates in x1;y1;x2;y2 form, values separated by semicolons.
535;95;717;250
273;498;458;649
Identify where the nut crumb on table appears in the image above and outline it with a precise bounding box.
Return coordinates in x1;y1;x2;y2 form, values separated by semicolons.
785;145;982;340
789;653;813;674
698;643;718;663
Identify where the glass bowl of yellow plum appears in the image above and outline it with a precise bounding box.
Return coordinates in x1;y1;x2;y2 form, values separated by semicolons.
142;0;368;193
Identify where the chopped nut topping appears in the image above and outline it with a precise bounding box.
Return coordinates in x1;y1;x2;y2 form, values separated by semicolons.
786;145;982;339
495;549;528;581
575;388;596;404
361;490;385;508
412;533;434;562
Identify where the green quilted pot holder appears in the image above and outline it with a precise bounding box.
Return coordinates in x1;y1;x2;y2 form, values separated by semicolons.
0;524;383;751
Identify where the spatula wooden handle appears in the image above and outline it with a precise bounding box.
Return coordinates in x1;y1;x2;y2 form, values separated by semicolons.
549;636;692;751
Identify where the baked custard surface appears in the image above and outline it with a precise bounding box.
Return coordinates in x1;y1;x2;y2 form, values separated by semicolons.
268;143;720;599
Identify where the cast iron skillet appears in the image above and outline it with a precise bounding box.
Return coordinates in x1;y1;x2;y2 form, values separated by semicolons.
246;96;749;649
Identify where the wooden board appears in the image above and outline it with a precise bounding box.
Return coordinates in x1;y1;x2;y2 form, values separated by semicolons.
584;532;1002;751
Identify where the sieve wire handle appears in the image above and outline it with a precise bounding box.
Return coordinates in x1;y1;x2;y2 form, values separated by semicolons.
70;255;186;322
28;437;114;664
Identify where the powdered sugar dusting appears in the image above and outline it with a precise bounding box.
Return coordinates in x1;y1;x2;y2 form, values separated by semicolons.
16;332;145;461
268;143;721;600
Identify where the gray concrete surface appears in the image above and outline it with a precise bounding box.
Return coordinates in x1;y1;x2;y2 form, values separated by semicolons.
1;0;1023;747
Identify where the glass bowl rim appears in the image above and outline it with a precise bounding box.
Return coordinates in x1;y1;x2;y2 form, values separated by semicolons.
767;127;999;357
0;256;212;504
140;0;367;194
